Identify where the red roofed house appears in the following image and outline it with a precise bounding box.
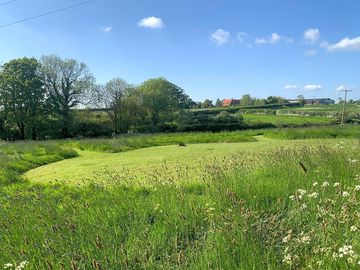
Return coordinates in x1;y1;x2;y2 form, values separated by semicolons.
222;99;241;107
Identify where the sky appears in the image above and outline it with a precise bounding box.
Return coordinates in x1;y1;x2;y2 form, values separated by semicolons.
0;0;360;102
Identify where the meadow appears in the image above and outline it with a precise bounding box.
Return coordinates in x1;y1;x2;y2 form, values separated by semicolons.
1;126;360;269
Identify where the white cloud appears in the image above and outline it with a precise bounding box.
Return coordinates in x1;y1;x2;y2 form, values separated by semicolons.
101;26;112;33
337;85;352;91
211;29;231;46
255;33;290;45
304;28;320;43
325;37;360;52
304;84;322;91
270;33;281;43
305;49;317;56
255;37;267;45
283;85;300;90
237;32;248;43
138;17;164;29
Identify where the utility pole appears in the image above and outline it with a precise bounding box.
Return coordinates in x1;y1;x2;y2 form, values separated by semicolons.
340;89;352;125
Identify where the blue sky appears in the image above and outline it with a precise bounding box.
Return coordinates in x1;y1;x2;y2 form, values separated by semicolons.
0;0;360;101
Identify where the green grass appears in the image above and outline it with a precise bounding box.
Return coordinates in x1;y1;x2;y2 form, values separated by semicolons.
265;125;360;139
243;113;335;126
0;141;77;185
1;139;360;269
24;139;280;185
64;131;257;153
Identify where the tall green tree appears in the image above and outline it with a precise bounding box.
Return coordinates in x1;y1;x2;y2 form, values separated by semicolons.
240;94;252;106
0;58;44;140
39;55;94;137
215;98;223;107
92;78;144;133
138;78;188;130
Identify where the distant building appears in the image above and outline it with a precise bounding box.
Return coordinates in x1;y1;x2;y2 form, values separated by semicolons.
289;98;335;105
222;99;241;107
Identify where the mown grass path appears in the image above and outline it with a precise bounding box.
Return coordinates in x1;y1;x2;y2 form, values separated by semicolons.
24;137;344;185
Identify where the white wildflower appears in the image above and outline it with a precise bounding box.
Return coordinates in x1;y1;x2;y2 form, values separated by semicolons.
15;261;29;270
355;185;360;192
308;192;319;199
334;182;340;187
342;191;350;197
313;182;318;187
282;253;292;265
350;226;358;232
3;264;13;269
322;181;329;188
282;234;291;243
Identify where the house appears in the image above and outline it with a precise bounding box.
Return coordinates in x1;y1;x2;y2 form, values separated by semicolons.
222;99;241;107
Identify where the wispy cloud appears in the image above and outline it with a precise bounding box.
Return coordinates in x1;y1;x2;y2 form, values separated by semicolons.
255;33;292;45
305;49;317;56
337;85;352;91
283;84;300;90
211;29;231;46
237;32;248;43
324;37;360;52
138;17;164;29
304;84;322;91
101;26;112;33
304;28;320;43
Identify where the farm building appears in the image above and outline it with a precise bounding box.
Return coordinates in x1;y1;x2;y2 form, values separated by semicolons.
289;98;335;105
222;99;241;107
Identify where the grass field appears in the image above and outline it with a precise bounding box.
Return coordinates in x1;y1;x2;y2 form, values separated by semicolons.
23;138;290;185
242;113;335;126
1;127;360;269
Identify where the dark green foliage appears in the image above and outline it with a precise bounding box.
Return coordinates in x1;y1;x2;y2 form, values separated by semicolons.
0;58;45;140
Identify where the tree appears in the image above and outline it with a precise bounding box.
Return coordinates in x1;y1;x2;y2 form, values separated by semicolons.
240;94;252;106
297;95;305;105
39;55;94;137
138;78;188;130
202;99;213;108
215;98;223;107
0;58;44;140
92;78;132;133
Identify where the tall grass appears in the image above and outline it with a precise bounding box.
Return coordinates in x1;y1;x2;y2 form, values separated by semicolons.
1;141;359;269
66;132;258;153
0;141;77;185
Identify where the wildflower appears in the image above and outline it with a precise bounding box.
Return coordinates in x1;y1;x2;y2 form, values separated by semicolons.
350;226;358;232
355;185;360;192
300;203;307;210
334;182;340;187
342;191;350;197
3;264;13;269
289;195;295;201
313;182;318;187
282;254;292;265
308;192;319;199
322;181;329;188
282;234;291;243
15;261;29;270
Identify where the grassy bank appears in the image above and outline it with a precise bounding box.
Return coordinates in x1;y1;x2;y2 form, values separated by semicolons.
0;142;77;185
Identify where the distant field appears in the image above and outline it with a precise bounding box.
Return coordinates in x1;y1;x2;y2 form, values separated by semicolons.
243;113;335;126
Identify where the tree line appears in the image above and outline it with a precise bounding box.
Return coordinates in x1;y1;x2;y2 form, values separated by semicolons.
0;56;194;140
